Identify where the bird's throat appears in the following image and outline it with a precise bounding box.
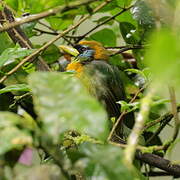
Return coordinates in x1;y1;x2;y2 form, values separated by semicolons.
66;62;83;76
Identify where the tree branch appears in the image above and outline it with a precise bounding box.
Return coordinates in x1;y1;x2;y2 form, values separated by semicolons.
0;6;50;71
143;171;180;177
111;141;180;176
145;105;180;146
136;152;180;177
110;45;143;56
0;0;98;33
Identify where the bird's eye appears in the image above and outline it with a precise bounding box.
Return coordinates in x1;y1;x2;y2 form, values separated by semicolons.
74;45;87;53
80;47;87;51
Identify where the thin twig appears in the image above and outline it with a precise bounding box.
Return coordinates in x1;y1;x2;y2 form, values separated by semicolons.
75;5;133;43
0;0;97;33
145;114;173;145
110;45;143;56
105;46;132;49
38;21;58;32
34;27;58;35
110;141;165;152
35;24;74;45
143;106;180;131
0;0;112;83
145;105;180;149
144;114;172;131
107;85;146;142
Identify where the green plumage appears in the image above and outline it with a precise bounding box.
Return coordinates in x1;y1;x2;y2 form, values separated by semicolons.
82;60;126;119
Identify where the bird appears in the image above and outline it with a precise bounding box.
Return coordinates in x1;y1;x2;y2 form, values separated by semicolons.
59;40;134;141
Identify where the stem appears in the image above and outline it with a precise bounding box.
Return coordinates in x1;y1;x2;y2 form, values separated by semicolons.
124;86;156;165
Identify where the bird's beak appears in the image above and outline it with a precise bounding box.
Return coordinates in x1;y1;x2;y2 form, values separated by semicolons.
59;45;79;57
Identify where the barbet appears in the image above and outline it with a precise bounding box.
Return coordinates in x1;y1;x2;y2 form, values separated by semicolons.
59;41;134;140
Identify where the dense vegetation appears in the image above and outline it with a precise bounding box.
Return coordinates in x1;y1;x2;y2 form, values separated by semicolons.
0;0;179;179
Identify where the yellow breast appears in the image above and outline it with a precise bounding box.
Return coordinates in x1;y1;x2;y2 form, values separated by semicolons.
66;62;83;77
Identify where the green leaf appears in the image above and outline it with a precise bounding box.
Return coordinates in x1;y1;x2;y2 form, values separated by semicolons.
118;71;140;99
0;112;32;155
125;68;147;82
41;44;60;64
0;84;30;94
111;8;137;27
109;55;129;68
0;112;22;128
90;28;116;46
151;99;170;107
21;22;37;38
0;111;36;130
99;1;118;12
77;143;144;180
119;22;140;44
145;29;180;86
14;164;66;180
0;32;14;54
93;16;114;25
0;4;3;11
116;0;132;7
0;45;34;68
0;127;32;155
47;16;73;30
117;100;140;113
28;72;108;143
132;49;145;69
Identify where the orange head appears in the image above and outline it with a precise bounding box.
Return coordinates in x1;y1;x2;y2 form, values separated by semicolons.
59;40;109;74
74;40;109;61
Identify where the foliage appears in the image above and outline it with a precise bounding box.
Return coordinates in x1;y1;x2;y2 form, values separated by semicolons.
0;0;179;179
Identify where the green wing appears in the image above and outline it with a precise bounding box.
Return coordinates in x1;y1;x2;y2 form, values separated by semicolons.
81;60;135;139
83;60;126;119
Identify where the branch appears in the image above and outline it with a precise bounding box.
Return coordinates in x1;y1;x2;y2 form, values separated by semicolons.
0;6;50;71
0;0;112;83
143;171;180;177
34;27;58;36
0;0;97;33
144;114;172;131
110;45;143;57
110;141;180;176
145;114;173;145
136;152;180;177
145;106;180;146
34;26;74;46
